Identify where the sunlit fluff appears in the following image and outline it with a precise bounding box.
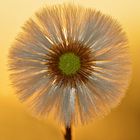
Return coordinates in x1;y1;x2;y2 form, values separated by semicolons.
9;4;131;126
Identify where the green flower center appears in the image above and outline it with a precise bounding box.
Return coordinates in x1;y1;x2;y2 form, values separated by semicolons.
58;53;81;75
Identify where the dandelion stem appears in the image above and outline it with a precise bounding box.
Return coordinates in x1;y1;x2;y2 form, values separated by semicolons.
64;126;72;140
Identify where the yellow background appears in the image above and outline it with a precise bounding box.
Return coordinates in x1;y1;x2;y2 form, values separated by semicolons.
0;0;140;140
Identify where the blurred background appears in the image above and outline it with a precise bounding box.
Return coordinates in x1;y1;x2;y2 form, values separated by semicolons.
0;0;140;140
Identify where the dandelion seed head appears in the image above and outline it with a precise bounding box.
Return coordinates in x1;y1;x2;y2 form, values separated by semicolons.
8;4;131;126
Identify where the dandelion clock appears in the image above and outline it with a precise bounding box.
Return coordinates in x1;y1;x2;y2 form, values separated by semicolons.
8;4;131;140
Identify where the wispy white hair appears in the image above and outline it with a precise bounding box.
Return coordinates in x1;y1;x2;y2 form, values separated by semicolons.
8;4;131;127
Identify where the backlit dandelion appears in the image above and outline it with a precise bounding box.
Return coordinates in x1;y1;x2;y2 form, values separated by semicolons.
8;4;131;139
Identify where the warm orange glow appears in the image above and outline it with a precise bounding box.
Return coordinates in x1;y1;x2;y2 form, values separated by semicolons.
0;0;139;140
